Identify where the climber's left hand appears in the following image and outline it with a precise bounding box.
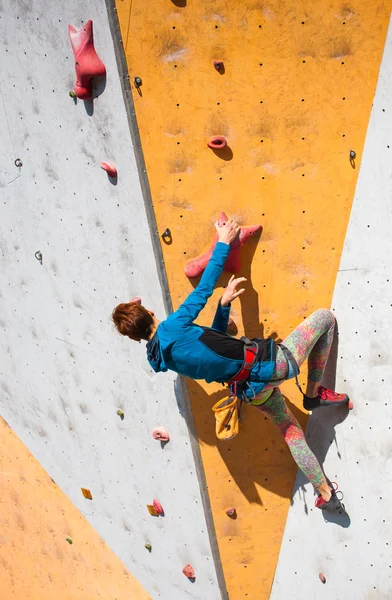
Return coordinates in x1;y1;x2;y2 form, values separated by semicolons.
221;275;247;306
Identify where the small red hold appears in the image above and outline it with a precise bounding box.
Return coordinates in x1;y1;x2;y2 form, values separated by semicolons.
182;564;195;579
68;20;106;99
213;60;224;71
319;572;326;584
208;136;227;150
152;427;170;442
152;499;164;515
100;162;117;178
226;507;236;517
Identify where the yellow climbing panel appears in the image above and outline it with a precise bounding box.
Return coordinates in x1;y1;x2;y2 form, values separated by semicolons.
116;0;391;597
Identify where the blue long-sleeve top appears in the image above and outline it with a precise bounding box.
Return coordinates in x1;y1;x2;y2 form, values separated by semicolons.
146;242;276;396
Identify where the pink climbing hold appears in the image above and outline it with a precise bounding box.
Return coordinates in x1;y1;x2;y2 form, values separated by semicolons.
208;136;227;150
131;296;142;304
100;162;117;178
213;60;224;71
184;212;262;279
68;20;106;99
152;427;170;442
152;499;164;515
182;564;195;579
226;507;237;517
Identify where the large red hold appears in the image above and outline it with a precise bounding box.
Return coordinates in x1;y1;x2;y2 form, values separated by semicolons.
68;20;106;99
184;212;262;278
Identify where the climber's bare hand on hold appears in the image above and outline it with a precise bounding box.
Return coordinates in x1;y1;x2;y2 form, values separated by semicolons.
215;218;240;245
221;275;247;307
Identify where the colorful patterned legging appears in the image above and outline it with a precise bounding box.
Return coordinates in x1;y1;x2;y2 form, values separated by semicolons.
255;309;336;488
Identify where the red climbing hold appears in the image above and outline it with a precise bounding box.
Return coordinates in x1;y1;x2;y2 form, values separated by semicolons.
152;427;170;442
100;162;117;178
213;60;224;71
68;20;106;99
182;564;195;579
184;212;262;278
319;572;326;584
208;136;228;150
152;499;164;515
226;507;236;517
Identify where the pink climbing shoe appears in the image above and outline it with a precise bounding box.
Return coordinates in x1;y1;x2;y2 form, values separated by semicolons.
315;482;344;512
303;386;351;411
68;20;106;99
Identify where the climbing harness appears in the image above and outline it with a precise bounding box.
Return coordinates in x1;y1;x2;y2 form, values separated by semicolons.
212;339;303;441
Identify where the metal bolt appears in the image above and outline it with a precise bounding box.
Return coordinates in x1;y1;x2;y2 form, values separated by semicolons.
162;228;171;238
14;158;23;167
134;77;142;88
35;251;43;265
69;90;76;98
349;150;356;160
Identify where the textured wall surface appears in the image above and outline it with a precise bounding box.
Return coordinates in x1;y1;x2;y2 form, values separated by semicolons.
116;0;391;597
0;417;152;600
271;14;392;599
0;1;223;598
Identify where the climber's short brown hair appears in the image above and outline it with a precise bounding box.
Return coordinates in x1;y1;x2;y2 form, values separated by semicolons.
112;302;155;341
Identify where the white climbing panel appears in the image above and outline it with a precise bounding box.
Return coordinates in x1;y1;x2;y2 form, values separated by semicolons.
0;1;223;598
271;14;392;599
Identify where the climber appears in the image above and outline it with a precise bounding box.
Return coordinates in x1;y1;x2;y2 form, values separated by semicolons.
112;218;349;512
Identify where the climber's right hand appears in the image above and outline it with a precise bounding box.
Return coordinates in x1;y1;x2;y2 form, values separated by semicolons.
215;218;240;245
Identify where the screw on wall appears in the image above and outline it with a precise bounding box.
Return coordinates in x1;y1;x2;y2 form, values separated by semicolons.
134;76;142;96
161;228;172;245
35;251;43;265
213;60;225;73
349;150;356;169
14;158;23;168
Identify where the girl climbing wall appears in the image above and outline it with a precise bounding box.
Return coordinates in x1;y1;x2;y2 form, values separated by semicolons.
112;219;350;512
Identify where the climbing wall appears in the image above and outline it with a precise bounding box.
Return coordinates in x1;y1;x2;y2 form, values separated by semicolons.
116;0;392;597
0;1;225;598
271;15;392;598
0;417;151;600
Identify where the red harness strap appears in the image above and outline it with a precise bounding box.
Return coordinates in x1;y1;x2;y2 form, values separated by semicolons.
227;341;259;384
